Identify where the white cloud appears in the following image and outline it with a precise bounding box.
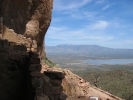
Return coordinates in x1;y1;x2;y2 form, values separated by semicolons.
102;5;110;10
51;18;62;23
124;39;133;44
110;18;128;29
81;35;113;41
71;11;99;20
95;0;105;4
54;0;92;10
102;3;116;10
46;27;69;40
89;20;109;29
50;27;67;31
46;23;113;44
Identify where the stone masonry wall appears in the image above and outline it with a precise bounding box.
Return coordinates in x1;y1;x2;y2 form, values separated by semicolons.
0;39;32;100
30;52;66;100
0;38;66;100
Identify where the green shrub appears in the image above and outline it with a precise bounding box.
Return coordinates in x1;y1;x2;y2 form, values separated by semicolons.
43;57;57;67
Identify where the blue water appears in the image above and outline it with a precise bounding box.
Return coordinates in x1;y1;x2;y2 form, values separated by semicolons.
84;59;133;65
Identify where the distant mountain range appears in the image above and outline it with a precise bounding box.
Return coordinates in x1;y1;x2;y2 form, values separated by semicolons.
45;45;133;59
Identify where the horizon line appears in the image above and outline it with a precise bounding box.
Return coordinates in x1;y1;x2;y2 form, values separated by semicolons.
45;44;133;49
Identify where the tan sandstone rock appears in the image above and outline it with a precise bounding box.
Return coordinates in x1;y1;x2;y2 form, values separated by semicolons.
1;26;37;52
0;0;53;58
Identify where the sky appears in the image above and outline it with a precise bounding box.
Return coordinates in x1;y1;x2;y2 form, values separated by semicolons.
45;0;133;49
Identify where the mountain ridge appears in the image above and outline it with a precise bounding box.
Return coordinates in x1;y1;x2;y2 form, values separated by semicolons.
46;44;133;50
46;44;133;59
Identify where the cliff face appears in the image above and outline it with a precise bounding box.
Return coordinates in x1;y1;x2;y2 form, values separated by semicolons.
0;0;66;99
0;0;53;58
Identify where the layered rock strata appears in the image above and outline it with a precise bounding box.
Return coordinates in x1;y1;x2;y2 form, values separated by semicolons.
1;26;37;52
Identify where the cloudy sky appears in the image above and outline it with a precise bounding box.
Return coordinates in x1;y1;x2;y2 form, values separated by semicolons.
45;0;133;49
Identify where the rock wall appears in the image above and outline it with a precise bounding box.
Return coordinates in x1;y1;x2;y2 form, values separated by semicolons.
0;1;67;99
0;0;53;58
0;38;66;100
1;26;37;52
0;39;32;100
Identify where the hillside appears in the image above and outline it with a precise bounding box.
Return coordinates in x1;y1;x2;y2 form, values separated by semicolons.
41;62;122;100
83;70;133;100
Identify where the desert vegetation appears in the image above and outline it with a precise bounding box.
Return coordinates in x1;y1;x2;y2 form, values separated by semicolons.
82;70;133;100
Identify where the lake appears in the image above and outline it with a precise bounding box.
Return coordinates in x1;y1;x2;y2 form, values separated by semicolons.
84;59;133;65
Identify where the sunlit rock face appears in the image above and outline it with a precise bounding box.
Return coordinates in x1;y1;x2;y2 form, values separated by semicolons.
0;0;53;58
